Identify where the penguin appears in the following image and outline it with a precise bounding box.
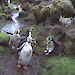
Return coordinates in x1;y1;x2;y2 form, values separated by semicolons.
44;35;55;55
17;42;33;69
9;29;21;50
17;28;37;69
18;28;35;47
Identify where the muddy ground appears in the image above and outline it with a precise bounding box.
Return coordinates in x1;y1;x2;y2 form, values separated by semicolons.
0;52;41;75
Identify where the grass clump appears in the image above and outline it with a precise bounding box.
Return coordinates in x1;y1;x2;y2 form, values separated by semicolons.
39;56;75;75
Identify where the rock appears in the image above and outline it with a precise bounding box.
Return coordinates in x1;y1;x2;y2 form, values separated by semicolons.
63;28;75;55
28;0;35;3
31;5;42;24
21;3;31;11
0;33;10;46
70;0;75;8
53;0;75;16
40;4;59;23
20;0;27;4
33;1;41;6
19;11;28;18
66;28;75;41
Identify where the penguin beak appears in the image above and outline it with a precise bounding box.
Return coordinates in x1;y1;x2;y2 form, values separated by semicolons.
29;28;34;31
16;29;20;34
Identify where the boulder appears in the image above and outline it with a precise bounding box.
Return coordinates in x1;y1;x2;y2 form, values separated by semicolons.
53;0;75;16
70;0;75;8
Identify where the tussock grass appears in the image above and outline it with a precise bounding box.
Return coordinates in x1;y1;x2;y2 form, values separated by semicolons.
39;56;75;75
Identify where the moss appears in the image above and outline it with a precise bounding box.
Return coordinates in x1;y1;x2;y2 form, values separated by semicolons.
0;33;10;44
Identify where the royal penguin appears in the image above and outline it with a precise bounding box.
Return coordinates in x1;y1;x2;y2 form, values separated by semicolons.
17;42;33;69
9;28;21;50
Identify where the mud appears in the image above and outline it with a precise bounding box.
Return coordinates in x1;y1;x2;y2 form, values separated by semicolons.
0;53;40;75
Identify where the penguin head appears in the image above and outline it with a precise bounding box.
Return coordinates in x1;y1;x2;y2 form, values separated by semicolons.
18;5;20;8
28;28;34;32
16;29;20;34
26;27;35;32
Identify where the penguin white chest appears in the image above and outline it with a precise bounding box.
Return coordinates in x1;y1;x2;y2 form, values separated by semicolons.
19;42;32;65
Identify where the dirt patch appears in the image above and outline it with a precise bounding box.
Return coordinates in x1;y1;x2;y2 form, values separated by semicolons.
0;53;40;75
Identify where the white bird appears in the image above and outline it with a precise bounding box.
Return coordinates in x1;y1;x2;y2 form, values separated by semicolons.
17;42;32;69
59;15;72;27
17;28;34;69
9;29;21;50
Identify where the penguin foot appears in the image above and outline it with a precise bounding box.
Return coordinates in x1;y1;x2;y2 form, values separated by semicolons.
17;64;21;69
45;53;49;56
23;65;27;70
44;50;48;53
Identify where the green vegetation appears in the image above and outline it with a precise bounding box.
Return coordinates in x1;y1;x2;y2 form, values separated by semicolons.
8;4;19;13
0;46;10;53
0;33;10;54
0;33;10;44
0;64;3;72
39;56;75;75
8;4;15;10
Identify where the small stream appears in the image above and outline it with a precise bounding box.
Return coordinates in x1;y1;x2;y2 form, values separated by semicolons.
1;0;22;34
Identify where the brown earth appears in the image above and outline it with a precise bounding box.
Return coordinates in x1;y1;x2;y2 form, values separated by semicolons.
0;53;40;75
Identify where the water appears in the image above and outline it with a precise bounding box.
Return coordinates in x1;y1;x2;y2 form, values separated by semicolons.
8;0;11;4
1;0;22;34
48;0;54;4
